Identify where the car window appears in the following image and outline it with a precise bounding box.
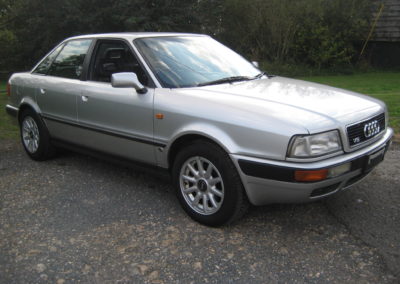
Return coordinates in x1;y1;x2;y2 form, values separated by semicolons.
134;36;259;88
32;44;65;75
90;40;149;86
48;39;92;80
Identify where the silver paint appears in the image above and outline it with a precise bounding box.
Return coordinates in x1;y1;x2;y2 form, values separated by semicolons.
6;32;394;206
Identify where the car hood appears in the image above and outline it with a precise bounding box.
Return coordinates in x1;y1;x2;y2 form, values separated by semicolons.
180;76;384;133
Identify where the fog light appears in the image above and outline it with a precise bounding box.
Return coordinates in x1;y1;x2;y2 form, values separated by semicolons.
295;169;328;182
328;163;351;178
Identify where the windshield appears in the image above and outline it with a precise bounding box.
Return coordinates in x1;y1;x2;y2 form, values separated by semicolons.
134;36;260;88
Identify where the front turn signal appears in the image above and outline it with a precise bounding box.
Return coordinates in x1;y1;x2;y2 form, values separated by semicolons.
155;113;164;119
295;169;328;182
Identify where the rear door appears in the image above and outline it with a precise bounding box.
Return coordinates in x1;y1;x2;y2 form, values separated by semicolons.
76;39;157;164
34;39;93;142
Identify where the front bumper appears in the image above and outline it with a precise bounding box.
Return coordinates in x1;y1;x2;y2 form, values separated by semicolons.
231;128;394;205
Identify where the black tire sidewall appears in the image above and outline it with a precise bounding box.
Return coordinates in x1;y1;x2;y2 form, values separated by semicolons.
172;141;245;226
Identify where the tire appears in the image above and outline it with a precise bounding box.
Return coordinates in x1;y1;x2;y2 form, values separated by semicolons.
19;109;55;161
172;140;248;226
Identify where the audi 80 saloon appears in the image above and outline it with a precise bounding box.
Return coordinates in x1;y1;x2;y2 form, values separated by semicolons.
5;33;393;226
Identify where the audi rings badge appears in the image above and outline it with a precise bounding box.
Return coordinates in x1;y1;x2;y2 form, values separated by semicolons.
363;120;380;138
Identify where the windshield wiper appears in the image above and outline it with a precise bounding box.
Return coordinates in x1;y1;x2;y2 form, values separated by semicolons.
254;71;267;79
253;71;274;79
197;76;252;87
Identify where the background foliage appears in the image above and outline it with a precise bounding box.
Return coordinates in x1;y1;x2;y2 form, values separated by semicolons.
0;0;371;73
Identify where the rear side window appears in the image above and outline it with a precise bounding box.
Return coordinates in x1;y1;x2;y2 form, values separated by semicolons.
33;44;64;75
48;39;92;80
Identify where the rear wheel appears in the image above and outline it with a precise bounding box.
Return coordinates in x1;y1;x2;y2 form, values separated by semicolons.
20;109;55;161
172;140;248;226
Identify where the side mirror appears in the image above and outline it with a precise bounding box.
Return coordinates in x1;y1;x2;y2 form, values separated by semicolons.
111;72;147;94
251;61;259;68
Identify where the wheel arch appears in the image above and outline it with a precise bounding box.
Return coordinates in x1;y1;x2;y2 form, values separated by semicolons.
166;129;238;170
168;130;250;226
17;98;42;123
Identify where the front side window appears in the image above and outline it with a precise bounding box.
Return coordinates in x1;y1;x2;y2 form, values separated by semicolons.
135;36;259;88
32;44;64;75
48;39;92;80
89;40;149;86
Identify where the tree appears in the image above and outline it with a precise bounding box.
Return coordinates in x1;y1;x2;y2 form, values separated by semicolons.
0;0;372;72
0;0;204;71
219;0;370;67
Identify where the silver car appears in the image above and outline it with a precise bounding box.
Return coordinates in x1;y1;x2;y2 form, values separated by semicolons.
5;33;393;226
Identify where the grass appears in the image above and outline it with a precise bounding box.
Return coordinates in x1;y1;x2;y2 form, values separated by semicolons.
299;72;400;134
0;81;19;140
0;72;399;141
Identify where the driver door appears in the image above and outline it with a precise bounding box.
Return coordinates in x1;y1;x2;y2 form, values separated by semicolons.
76;39;157;164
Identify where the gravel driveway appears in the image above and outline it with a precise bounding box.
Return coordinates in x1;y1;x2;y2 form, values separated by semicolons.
0;140;399;283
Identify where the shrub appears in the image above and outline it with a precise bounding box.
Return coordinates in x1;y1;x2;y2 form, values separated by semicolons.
219;0;370;68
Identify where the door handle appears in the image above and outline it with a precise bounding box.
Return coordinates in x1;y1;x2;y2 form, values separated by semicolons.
40;88;46;95
81;95;89;102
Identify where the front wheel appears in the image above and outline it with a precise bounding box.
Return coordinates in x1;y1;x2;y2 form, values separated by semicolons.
172;140;248;226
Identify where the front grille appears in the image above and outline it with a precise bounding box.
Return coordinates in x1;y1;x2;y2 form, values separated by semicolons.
347;113;385;147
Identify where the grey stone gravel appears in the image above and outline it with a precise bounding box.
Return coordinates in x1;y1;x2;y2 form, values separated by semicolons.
0;140;398;283
325;142;400;277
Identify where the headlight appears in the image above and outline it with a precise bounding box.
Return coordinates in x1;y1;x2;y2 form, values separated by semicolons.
288;130;342;158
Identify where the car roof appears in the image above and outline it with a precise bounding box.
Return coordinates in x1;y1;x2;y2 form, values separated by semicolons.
64;32;207;42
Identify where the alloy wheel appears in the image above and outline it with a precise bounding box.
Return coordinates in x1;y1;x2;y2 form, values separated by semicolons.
179;156;225;215
22;116;40;153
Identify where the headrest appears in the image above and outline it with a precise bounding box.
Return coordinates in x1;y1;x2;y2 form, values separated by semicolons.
104;48;125;59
